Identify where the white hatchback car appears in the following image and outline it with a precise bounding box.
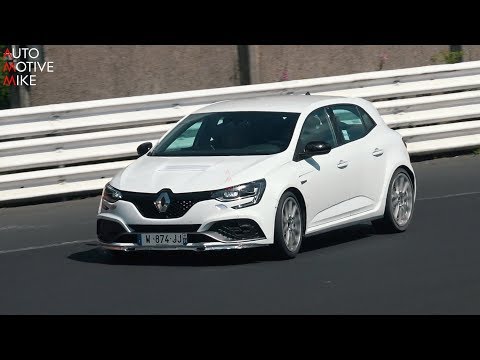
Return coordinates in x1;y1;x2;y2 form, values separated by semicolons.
97;95;415;259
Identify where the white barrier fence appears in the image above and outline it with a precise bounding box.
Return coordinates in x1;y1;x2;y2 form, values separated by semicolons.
2;61;480;204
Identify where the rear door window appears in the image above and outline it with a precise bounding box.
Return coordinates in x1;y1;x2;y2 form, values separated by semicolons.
330;104;372;143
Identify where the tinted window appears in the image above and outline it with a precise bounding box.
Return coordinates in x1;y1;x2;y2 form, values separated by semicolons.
151;111;300;157
331;104;370;143
297;107;337;151
165;121;201;151
356;105;377;132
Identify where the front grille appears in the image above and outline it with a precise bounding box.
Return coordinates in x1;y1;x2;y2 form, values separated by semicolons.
209;219;265;241
129;224;201;233
121;189;212;219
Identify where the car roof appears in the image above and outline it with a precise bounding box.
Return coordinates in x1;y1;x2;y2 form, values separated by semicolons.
193;95;348;114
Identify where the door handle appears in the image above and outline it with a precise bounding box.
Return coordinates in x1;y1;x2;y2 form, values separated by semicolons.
372;148;384;157
337;160;349;169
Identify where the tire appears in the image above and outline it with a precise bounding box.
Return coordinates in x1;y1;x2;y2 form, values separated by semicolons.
271;191;304;259
373;168;415;233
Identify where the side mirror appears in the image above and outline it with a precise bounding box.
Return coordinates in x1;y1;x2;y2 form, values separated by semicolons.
137;142;153;157
298;141;331;159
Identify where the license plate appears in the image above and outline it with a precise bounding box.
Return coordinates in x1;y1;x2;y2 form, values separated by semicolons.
139;233;188;246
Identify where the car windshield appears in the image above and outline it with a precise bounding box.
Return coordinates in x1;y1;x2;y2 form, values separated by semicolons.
150;111;300;157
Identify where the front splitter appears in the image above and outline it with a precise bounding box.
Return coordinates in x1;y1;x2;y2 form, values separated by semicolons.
98;239;270;252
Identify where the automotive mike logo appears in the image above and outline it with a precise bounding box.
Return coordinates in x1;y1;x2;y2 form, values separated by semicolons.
2;47;54;86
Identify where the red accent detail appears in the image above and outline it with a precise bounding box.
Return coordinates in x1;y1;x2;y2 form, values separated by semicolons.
3;75;16;86
3;61;15;72
2;48;12;60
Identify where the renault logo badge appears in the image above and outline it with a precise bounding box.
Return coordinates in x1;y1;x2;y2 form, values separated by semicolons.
154;192;170;213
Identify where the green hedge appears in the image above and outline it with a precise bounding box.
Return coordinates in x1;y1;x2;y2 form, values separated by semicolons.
0;45;10;109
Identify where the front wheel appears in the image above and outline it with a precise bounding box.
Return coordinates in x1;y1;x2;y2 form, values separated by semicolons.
373;168;415;233
271;191;304;259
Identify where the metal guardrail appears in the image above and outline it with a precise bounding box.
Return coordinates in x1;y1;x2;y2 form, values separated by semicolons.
2;60;480;204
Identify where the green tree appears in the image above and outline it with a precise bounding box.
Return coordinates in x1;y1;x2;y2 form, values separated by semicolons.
431;50;464;64
0;45;10;109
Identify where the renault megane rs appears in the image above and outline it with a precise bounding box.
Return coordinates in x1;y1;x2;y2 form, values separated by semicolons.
97;95;415;259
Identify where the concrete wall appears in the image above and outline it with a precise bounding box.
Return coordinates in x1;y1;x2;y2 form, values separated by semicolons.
30;45;239;106
249;45;450;83
27;45;480;107
463;46;480;62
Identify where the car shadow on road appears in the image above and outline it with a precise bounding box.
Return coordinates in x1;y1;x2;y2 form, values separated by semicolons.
68;223;375;267
301;223;375;253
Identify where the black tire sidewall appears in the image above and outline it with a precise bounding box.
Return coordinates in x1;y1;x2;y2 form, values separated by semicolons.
273;191;303;258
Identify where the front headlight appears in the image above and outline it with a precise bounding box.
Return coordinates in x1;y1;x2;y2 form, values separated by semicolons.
211;179;266;209
102;183;123;203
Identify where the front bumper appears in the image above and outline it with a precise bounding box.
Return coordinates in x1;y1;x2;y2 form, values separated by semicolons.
97;200;273;251
97;223;271;252
97;195;275;252
99;239;270;252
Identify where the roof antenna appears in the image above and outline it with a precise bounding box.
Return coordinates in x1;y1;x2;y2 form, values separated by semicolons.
305;91;311;95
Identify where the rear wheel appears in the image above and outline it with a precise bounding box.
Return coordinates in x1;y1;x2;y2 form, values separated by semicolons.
271;191;304;259
373;168;414;233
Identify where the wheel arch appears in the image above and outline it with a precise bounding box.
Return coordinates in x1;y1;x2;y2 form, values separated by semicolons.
283;187;307;235
375;159;416;218
397;165;416;195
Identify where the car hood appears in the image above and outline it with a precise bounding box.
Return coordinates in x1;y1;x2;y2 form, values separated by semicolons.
110;154;288;193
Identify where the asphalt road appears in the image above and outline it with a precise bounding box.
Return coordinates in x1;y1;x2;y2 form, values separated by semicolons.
1;154;480;314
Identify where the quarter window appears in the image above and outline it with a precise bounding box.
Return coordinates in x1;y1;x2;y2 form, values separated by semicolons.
356;105;377;132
